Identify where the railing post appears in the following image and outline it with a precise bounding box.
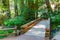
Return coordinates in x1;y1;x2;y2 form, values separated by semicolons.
14;26;17;36
2;24;4;29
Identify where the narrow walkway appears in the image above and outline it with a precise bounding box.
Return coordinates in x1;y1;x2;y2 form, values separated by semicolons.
52;31;60;40
1;18;50;40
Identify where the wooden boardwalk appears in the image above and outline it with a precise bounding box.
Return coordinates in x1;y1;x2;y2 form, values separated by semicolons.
1;18;50;40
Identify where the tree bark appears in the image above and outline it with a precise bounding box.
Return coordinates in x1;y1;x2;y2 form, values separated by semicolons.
17;0;21;16
34;0;38;19
9;0;16;18
14;0;18;16
0;0;3;13
45;0;53;12
45;0;52;39
28;0;36;20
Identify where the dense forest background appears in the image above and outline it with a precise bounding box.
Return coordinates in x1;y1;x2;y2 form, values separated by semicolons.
0;0;60;39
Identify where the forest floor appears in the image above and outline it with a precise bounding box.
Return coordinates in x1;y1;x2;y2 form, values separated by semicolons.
1;18;50;40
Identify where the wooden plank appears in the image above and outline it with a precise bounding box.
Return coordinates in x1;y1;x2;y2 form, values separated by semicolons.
0;34;9;36
0;28;16;30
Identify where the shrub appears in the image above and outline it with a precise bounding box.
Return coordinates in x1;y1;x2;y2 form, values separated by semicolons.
0;30;13;39
0;13;8;25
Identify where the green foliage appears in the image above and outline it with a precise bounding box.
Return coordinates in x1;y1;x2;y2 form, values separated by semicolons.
40;8;48;18
51;0;59;3
51;9;60;36
51;14;60;24
57;25;60;28
0;13;8;25
41;13;48;19
2;0;9;11
3;4;35;28
0;36;6;39
4;16;26;27
38;0;45;6
0;30;8;34
7;30;13;33
0;30;13;39
51;25;56;30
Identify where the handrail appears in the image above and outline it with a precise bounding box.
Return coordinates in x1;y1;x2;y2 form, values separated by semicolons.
0;28;16;30
0;19;40;36
19;18;41;34
0;16;42;36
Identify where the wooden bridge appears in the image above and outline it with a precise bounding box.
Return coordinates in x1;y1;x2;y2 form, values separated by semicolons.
0;18;50;40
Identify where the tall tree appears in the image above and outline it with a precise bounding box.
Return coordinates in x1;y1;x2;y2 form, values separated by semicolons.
14;0;18;16
17;0;21;16
45;0;55;39
34;0;38;19
0;0;3;13
2;0;10;18
45;0;52;12
9;0;15;18
28;0;36;20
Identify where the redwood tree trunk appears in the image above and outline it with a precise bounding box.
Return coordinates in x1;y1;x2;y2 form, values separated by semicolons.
45;0;52;12
34;0;38;19
45;0;52;39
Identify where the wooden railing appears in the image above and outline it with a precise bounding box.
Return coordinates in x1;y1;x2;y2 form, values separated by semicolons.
19;18;41;35
0;18;41;36
0;18;50;38
0;27;17;36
